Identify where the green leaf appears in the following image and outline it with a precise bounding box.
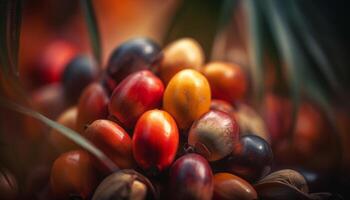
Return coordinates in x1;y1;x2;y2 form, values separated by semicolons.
80;0;102;67
287;0;343;95
0;97;118;172
260;0;302;129
216;0;237;33
244;0;265;106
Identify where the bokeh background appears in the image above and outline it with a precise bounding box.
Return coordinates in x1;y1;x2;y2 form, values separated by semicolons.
1;0;349;199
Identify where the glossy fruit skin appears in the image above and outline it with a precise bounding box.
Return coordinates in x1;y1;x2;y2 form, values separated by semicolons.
188;110;240;161
62;55;98;103
76;83;109;133
210;99;236;117
31;40;77;86
109;70;164;129
213;173;257;200
203;62;247;103
159;38;204;84
50;150;97;199
163;69;211;130
133;110;179;171
85;120;134;170
169;153;213;200
50;107;79;153
228;135;273;182
107;38;162;83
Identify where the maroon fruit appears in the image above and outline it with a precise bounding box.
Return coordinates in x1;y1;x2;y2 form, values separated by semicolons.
107;38;162;83
169;153;213;200
188;110;240;161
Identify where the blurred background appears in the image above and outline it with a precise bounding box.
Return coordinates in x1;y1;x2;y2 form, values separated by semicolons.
1;0;349;199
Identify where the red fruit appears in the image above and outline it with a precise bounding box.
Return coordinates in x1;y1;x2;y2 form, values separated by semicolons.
109;70;164;129
203;62;247;103
85;120;134;170
30;40;77;86
210;99;236;117
76;83;109;133
169;153;213;200
50;150;97;200
132;110;179;172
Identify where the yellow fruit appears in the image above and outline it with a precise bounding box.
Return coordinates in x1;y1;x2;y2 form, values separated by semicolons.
163;69;211;130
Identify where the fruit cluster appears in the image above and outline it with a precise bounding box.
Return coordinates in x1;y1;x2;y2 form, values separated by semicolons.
37;37;324;200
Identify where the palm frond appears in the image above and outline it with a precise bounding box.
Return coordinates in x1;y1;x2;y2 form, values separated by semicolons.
288;0;343;96
80;0;102;66
260;0;302;128
0;97;118;172
244;0;265;106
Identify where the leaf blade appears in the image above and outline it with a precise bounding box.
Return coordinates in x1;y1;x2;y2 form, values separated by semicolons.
0;97;118;172
80;0;102;66
260;0;302;129
245;0;265;106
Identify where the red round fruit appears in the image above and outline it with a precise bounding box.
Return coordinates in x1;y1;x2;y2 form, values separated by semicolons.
132;109;179;172
84;119;134;170
109;70;164;129
169;153;213;200
50;150;97;200
210;99;236;117
76;83;109;133
203;62;247;103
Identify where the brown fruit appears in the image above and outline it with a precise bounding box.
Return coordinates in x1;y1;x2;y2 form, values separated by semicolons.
213;173;257;200
85;119;134;170
50;150;98;199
